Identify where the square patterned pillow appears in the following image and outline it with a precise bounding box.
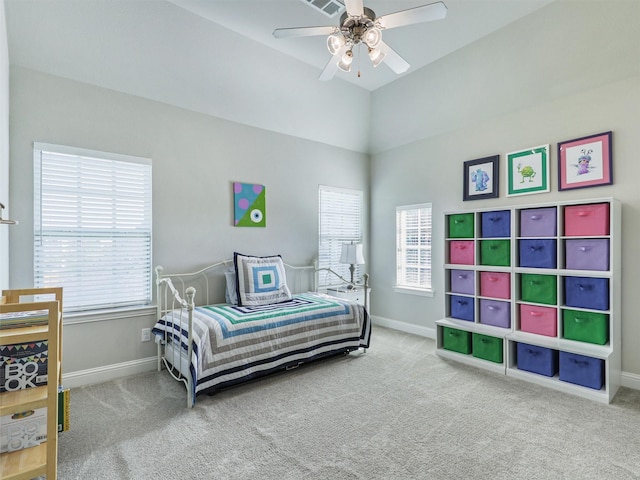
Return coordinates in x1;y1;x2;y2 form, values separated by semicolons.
234;252;292;306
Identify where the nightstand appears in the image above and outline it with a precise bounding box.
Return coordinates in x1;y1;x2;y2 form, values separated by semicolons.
325;286;370;308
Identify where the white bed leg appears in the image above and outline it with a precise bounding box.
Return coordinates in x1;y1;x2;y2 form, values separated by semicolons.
157;340;162;372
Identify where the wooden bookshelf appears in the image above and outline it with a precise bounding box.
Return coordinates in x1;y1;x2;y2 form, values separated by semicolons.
1;288;62;480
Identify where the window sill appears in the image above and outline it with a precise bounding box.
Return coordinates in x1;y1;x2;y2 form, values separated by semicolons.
64;305;157;325
394;286;435;298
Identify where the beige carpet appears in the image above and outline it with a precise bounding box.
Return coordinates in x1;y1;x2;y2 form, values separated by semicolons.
58;326;640;479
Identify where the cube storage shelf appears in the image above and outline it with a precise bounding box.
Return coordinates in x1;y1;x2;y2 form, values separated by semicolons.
437;198;620;403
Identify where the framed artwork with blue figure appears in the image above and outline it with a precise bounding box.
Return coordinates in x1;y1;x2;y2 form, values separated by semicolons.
463;155;499;201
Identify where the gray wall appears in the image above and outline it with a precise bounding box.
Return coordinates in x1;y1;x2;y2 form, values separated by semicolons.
369;1;640;380
0;1;9;290
9;66;369;376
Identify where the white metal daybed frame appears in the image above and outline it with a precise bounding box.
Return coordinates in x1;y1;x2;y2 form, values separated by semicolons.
155;260;369;408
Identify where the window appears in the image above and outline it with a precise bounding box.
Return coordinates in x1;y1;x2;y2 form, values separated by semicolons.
396;203;433;295
318;185;363;287
34;143;152;312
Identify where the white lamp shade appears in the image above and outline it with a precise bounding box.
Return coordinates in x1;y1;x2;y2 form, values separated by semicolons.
363;27;382;48
340;243;365;265
327;33;346;55
337;49;353;72
368;47;385;67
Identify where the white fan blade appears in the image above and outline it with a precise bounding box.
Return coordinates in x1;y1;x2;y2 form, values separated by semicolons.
318;46;348;81
378;41;410;74
344;0;364;17
273;25;336;39
377;1;447;30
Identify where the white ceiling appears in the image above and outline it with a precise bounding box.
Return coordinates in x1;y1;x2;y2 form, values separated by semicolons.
4;0;555;153
166;0;554;91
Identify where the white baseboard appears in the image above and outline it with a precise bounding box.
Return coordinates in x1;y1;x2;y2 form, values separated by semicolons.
62;356;157;389
621;371;640;391
371;315;436;339
372;315;639;393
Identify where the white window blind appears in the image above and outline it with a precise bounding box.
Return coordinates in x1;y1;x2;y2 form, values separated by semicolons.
318;185;363;287
396;203;432;291
34;143;152;312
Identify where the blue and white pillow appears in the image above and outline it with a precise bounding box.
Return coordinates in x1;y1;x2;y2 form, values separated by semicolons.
234;252;292;306
224;269;238;305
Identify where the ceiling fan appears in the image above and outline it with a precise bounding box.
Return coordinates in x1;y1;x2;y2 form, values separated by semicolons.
273;0;448;81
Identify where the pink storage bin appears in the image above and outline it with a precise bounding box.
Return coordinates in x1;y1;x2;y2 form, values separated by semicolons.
449;240;475;265
479;272;510;299
564;203;609;236
520;304;558;337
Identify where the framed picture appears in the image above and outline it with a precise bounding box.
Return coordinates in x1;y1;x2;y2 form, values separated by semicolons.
558;131;612;191
463;155;499;201
233;182;266;227
506;144;550;197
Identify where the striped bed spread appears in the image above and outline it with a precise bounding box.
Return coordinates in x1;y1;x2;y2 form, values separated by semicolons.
152;292;371;399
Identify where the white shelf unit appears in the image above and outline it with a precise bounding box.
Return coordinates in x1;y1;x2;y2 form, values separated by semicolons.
436;198;621;404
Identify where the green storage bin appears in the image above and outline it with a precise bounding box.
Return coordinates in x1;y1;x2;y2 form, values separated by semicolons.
442;327;472;354
562;309;609;345
448;213;475;238
472;333;503;363
520;273;557;305
480;240;511;266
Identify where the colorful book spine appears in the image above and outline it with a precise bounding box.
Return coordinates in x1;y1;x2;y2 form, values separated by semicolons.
58;387;70;432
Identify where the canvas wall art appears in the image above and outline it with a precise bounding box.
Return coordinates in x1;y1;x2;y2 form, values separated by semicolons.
234;182;266;227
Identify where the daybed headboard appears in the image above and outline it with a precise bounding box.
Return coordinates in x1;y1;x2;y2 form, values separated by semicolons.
155;259;318;319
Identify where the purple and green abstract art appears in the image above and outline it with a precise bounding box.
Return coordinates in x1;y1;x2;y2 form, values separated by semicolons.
234;182;266;227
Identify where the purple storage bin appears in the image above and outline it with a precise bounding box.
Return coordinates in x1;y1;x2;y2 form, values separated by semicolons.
481;210;511;238
565;239;609;271
450;269;474;295
564;277;609;311
559;351;604;390
520;207;557;237
517;342;558;377
519;239;557;269
479;299;511;328
450;295;474;322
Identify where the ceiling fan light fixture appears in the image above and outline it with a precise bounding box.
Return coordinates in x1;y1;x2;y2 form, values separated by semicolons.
326;33;346;55
363;27;382;48
368;47;385;67
337;49;353;72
